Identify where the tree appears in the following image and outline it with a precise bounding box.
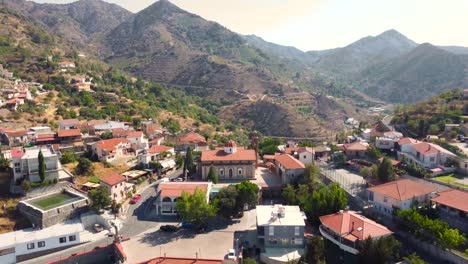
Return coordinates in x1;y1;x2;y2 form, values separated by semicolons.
88;186;112;211
38;150;46;182
183;146;194;177
294;163;322;191
21;180;31;192
0;157;10;171
403;253;427;264
282;184;297;205
235;181;260;209
77;157;93;175
377;157;395;183
358;236;400;264
367;144;382;160
207;166;218;184
306;183;348;224
175;189;217;227
243;258;257;264
305;236;326;264
60;151;76;164
215;185;239;218
100;131;113;140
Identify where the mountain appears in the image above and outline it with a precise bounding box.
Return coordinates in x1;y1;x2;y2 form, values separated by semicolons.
439;46;468;55
244;34;312;63
3;0;132;46
359;43;468;103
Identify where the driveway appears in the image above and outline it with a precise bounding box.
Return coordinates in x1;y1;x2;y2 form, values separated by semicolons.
122;209;257;263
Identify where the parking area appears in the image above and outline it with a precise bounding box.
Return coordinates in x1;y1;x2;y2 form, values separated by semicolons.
122;209;257;263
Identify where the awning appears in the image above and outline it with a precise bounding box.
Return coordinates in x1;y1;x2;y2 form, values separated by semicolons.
82;182;100;188
160;159;176;170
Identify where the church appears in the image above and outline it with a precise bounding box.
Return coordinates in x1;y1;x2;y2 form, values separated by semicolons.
200;140;257;180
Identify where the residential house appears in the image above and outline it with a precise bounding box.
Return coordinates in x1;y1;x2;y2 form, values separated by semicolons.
397;138;457;169
11;146;62;183
319;210;393;255
314;145;332;159
29;126;52;137
368;179;437;215
0;221;84;264
58;61;75;70
93;121;129;135
431;189;468;233
141;121;163;140
57;129;83;152
92;138;131;163
341;141;369;158
274;154;305;185
284;147;314;165
256;204;306;264
156;182;212;216
5;98;24;111
33;133;57;146
0;130;28;147
149;136;164;147
59;119;80;130
176;132;209;152
137;145;174;167
81;120;106;134
100;173;132;203
200;140;256;181
112;129;148;153
375;131;404;150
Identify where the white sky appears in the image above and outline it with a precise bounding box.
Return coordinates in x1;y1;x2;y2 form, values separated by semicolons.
32;0;468;51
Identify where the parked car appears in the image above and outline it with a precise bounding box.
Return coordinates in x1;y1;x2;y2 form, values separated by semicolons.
172;177;184;182
130;194;142;204
160;225;178;232
226;249;236;260
93;224;103;233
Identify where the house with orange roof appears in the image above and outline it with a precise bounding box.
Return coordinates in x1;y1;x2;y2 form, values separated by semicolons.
112;129;148;152
149;136;164;147
92;138;131;162
274;154;305;184
59;119;80;130
200;140;256;181
319;210;393;254
431;189;468;232
100;173;133;203
368;179;437;215
156;182;212;215
283;147;315;165
396;138;457;169
138;145;175;168
341;141;369;158
176;132;209;152
0;130;28;147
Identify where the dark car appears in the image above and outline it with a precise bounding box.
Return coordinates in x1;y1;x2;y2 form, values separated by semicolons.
160;225;178;232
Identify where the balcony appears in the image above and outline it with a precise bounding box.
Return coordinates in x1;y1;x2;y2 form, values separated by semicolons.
319;225;359;255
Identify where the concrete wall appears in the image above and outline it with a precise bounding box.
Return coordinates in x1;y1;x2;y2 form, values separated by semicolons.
80;212;111;230
201;163;255;180
259;225;304;249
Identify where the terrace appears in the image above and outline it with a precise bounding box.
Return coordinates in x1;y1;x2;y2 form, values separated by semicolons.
28;191;84;211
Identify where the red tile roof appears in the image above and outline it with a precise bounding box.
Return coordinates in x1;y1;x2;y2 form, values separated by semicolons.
320;210;393;242
412;142;455;157
100;173;125;186
342;142;369;151
178;132;206;143
275;154;305;170
59;119;80;126
149;137;164;144
225;140;237;148
431;189;468;213
368;179;436;201
11;148;24;158
6;130;27;137
201;147;256;162
57;129;81;138
96;138;129;151
378;157;401;166
148;145;174;154
34;134;56;142
285;147;314;155
112;128;143;138
159;182;210;197
398;137;419;145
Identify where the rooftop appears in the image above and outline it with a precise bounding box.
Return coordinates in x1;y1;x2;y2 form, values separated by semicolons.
275;154;305;170
139;257;224;264
0;220;83;249
100;173;126;186
398;137;420;145
57;129;81;138
201;147;256;162
22;147;56;159
178;132;206;143
158;182;211;197
368;179;436;201
342;141;369;151
256;204;306;227
148;145;174;154
431;189;468;213
412;142;456;157
320;210;392;242
96;138;129;151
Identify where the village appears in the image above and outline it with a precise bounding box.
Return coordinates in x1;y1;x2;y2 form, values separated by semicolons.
0;60;467;264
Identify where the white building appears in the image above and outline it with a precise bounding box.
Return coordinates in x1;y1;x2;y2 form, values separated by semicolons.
137;145;175;166
397;138;457;169
274;154;305;185
156;182;212;216
11;147;61;183
0;221;84;264
368;179;437;216
92;138;131;162
99;173;133;203
375;131;404;150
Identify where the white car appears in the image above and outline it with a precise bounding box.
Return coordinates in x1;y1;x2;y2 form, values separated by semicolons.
227;249;236;260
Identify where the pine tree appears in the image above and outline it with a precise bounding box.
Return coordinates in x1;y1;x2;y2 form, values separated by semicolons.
38;150;46;182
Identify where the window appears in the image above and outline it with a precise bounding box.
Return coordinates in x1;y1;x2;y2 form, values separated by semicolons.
430;157;435;162
238;168;242;176
38;241;45;248
162;197;172;202
294;238;303;245
384;196;388;203
15;168;21;173
303;155;307;159
69;235;76;242
294;227;300;236
219;169;224;176
268;238;278;245
27;243;35;250
59;237;67;243
269;226;274;236
14;163;20;167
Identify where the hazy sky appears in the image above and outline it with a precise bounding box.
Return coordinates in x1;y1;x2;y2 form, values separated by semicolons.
32;0;468;51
